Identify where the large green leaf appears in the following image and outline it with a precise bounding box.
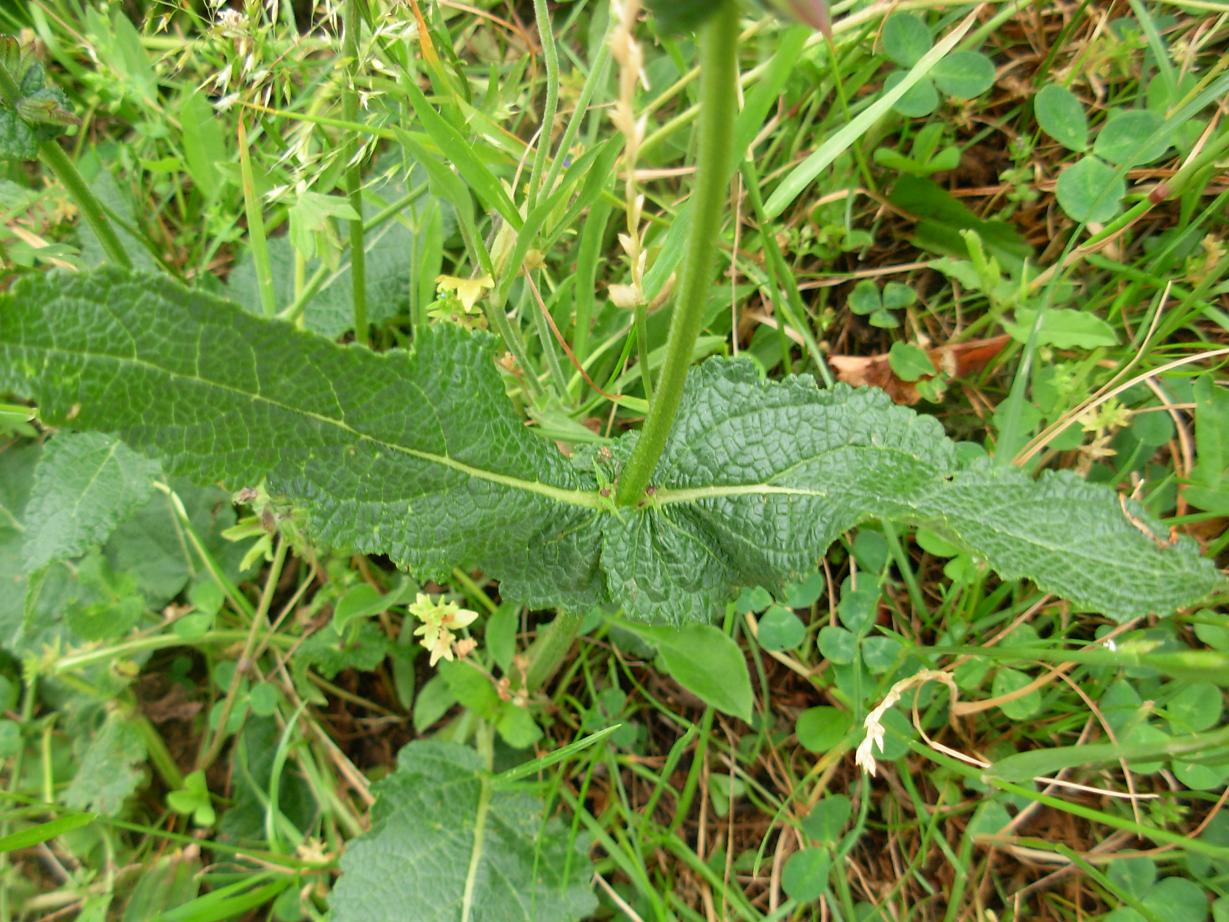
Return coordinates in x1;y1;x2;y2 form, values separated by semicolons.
0;269;1218;625
23;432;159;573
330;741;595;922
62;711;147;815
0;446;39;646
0;268;606;613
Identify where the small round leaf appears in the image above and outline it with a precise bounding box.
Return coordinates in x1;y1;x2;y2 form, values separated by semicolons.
1142;877;1210;922
861;635;903;673
249;682;280;717
848;279;881;315
888;342;936;382
932;51;996;100
885;71;939;118
1055;156;1125;224
802;794;852;844
967;801;1011;837
795;706;853;753
882;13;932;67
1107;856;1156;898
837;583;879;634
735;585;774;614
1122;722;1170;774
1173;759;1229;792
1165;680;1223;733
852;529;889;572
876;707;915;760
1034;84;1088;152
881;281;917;310
757;605;807;652
782;848;831;903
496;702;543;749
1094;109;1171;167
991;667;1041;720
783;572;825;608
817;625;856;665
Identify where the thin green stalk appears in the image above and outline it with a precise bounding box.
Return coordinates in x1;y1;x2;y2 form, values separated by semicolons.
614;5;739;507
882;522;928;618
540;26;612;202
238;118;277;317
0;66;131;269
527;0;560;209
45;630;292;675
343;0;368;345
633;302;654;402
38;141;132;269
132;714;185;791
670;708;714;833
0;678;37;922
739;159;834;386
525;278;570;396
572;196;612;373
197;537;289;770
482;297;543;399
461;726;495;922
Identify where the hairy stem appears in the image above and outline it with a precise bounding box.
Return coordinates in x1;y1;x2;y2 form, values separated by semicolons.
525;610;585;692
614;4;738;506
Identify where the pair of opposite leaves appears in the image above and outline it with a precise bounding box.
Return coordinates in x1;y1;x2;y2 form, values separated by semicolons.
0;269;1218;626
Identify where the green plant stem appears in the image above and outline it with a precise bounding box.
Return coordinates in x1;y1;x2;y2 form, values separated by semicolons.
197;537;289;771
738;159;834;386
882;523;928;618
633;301;654;402
0;678;37;922
238;118;277;317
44;630;293;676
482;297;543;399
528;0;560;209
669;708;713;834
540;23;612;202
525;278;570;396
343;0;368;345
39;141;132;269
462;726;495;922
614;4;739;507
524;610;585;692
0;64;131;270
132;713;185;791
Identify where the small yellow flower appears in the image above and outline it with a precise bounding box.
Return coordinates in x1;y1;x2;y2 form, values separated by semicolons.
409;593;478;667
434;275;494;313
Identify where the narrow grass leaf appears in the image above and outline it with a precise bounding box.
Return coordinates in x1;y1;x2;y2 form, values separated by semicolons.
764;11;977;219
0;812;95;852
402;80;521;229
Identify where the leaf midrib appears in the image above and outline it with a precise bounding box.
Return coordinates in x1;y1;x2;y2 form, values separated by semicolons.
26;343;605;511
